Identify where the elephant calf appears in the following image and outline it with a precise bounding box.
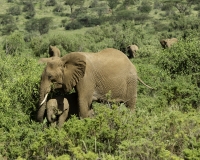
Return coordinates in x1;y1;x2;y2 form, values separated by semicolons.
127;44;139;58
46;93;80;128
160;38;178;49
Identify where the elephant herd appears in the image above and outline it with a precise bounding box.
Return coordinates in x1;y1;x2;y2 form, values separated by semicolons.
36;42;165;128
126;37;178;58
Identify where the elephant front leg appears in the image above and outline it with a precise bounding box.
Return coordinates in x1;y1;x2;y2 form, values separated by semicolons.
78;97;93;118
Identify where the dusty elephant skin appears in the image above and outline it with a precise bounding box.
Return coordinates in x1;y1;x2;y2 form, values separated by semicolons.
127;44;139;58
46;93;80;128
37;48;151;122
49;45;61;57
160;38;178;49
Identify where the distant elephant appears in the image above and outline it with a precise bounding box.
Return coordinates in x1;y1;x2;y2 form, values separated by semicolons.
46;93;80;128
127;44;139;58
160;38;178;49
37;48;152;122
49;45;61;57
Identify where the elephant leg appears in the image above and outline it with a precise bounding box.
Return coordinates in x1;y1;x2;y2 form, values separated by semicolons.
58;109;69;128
126;95;137;111
78;96;93;118
126;77;137;111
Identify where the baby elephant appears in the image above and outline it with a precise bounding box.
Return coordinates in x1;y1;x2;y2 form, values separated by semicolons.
46;93;79;128
127;44;139;58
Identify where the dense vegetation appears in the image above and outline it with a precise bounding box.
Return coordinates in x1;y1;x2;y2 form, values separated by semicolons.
0;0;200;159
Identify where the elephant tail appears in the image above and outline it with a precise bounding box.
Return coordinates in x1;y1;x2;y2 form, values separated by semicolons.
137;77;154;89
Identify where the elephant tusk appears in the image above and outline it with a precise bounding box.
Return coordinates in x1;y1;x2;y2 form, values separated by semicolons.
40;93;49;106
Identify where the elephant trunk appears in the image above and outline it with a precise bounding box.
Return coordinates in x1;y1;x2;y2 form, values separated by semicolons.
37;80;51;122
47;111;56;123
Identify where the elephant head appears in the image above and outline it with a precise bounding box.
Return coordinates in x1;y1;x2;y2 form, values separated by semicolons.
127;44;139;58
160;38;178;49
49;45;61;57
37;53;86;122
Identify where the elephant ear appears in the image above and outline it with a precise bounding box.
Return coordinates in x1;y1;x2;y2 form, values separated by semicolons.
61;52;86;92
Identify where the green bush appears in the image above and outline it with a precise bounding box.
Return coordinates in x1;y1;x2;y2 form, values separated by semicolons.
157;38;200;77
2;31;25;55
138;1;152;13
65;20;82;30
7;5;21;16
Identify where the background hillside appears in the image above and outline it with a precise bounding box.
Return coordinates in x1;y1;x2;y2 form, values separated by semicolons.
0;0;200;159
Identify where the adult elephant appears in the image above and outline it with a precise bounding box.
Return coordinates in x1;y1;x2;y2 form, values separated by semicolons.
37;48;152;122
160;38;178;49
127;44;139;58
49;45;61;57
46;93;81;128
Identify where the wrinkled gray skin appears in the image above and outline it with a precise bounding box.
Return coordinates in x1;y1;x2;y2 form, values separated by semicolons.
127;44;139;58
46;93;94;128
160;38;178;49
37;48;152;122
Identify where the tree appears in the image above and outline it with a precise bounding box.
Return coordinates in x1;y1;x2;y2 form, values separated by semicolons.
64;0;85;13
38;17;52;35
107;0;120;14
25;17;52;35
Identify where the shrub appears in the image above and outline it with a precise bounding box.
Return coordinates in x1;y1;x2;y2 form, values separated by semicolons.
7;5;21;16
115;10;135;21
3;31;25;55
138;1;152;13
65;20;82;30
77;15;101;27
1;24;18;35
46;0;57;6
0;14;15;25
157;38;200;77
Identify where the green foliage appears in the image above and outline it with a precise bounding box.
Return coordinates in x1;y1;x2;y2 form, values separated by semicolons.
46;0;57;6
157;38;200;76
2;31;25;55
25;17;52;35
1;24;18;36
115;10;135;21
138;1;152;13
22;1;35;19
38;17;53;35
65;20;82;30
7;5;21;16
0;14;15;25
